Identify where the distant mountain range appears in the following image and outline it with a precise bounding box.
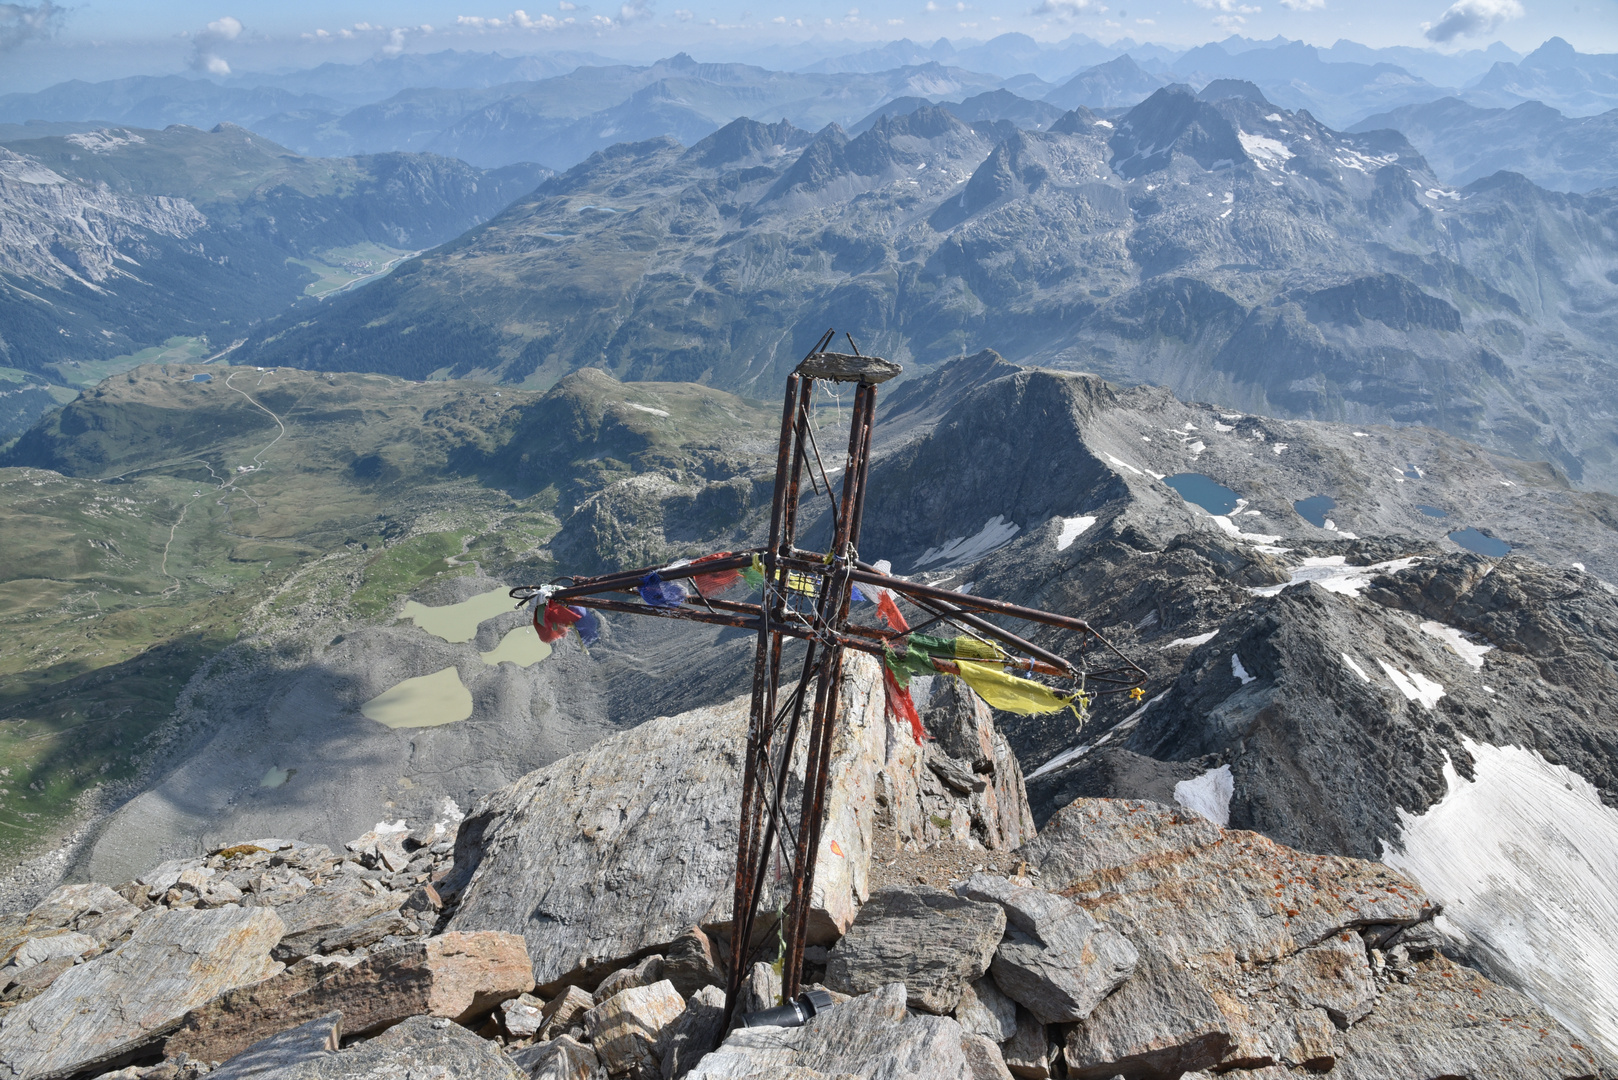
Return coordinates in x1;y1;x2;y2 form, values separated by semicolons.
1353;97;1618;193
232;85;1618;495
0;123;544;442
2;37;1613;175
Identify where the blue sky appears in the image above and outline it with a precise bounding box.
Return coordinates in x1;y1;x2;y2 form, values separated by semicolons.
1;0;1613;91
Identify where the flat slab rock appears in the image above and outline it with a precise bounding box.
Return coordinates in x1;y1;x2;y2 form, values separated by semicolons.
954;873;1138;1025
278;1015;525;1080
167;931;532;1063
824;887;1005;1014
1334;953;1616;1080
1017;799;1517;1078
0;906;284;1080
688;983;989;1079
448;654;932;989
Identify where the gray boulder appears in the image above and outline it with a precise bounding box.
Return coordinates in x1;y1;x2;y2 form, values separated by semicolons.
954;874;1138;1024
824;887;1006;1014
657;984;727;1079
687;983;976;1079
448;654;953;990
1062;949;1232;1080
511;1035;599;1080
1001;1008;1054;1079
209;1013;341;1080
283;1015;525;1079
953;977;1016;1043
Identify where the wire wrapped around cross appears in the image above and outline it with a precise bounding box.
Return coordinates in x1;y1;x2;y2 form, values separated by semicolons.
509;329;1147;1033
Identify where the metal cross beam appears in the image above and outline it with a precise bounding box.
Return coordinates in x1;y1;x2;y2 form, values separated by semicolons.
512;329;1146;1030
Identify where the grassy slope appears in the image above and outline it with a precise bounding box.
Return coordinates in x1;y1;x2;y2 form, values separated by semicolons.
0;362;771;867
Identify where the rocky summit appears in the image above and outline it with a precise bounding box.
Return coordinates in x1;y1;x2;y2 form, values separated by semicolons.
0;659;1607;1080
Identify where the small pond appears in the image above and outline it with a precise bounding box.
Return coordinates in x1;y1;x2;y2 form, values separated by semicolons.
1449;527;1511;557
191;373;213;382
1165;473;1240;516
1416;504;1448;518
1403;464;1422;479
1294;495;1336;528
481;625;551;667
402;587;514;643
361;666;474;729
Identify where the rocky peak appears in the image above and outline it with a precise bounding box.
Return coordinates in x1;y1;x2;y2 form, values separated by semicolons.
684;116;810;168
1108;86;1248;179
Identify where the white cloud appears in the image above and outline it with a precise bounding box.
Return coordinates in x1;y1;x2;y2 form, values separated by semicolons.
558;0;577;8
1193;0;1261;12
189;15;243;76
458;8;574;30
1032;0;1103;19
1423;0;1523;42
1279;0;1325;8
0;0;63;52
673;7;694;18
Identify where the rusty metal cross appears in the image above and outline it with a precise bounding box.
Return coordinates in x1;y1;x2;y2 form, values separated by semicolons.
514;330;1146;1027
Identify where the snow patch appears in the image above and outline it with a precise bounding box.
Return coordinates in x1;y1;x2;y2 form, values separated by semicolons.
1055;515;1097;552
1213;421;1235;432
625;402;670;417
1248;555;1420;598
1352;431;1370;437
1342;653;1371;682
1106;454;1143;476
1382;740;1618;1056
1161;630;1217;651
64;129;147;153
1377;658;1445;709
1174;765;1233;826
1209;515;1284;545
1238;130;1294;169
1419;620;1492;669
915;515;1021;569
1231;654;1254;685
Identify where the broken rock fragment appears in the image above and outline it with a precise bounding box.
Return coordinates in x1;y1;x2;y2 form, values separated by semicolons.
662;925;721;998
585;978;687;1078
595;953;665;1003
954;873;1138;1024
953;976;1017;1043
656;984;727;1079
1001;1008;1055;1079
537;983;596;1041
500;992;547;1038
512;1034;598;1080
167;930;532;1063
824;886;1005;1014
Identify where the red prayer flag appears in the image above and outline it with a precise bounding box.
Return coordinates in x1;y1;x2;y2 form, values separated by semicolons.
876;590;910;633
689;551;743;597
882;665;928;745
535;599;583;643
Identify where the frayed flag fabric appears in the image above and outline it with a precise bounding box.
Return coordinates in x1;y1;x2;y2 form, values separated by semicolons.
638;572;689;608
882;665;928;745
535;599;583;643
